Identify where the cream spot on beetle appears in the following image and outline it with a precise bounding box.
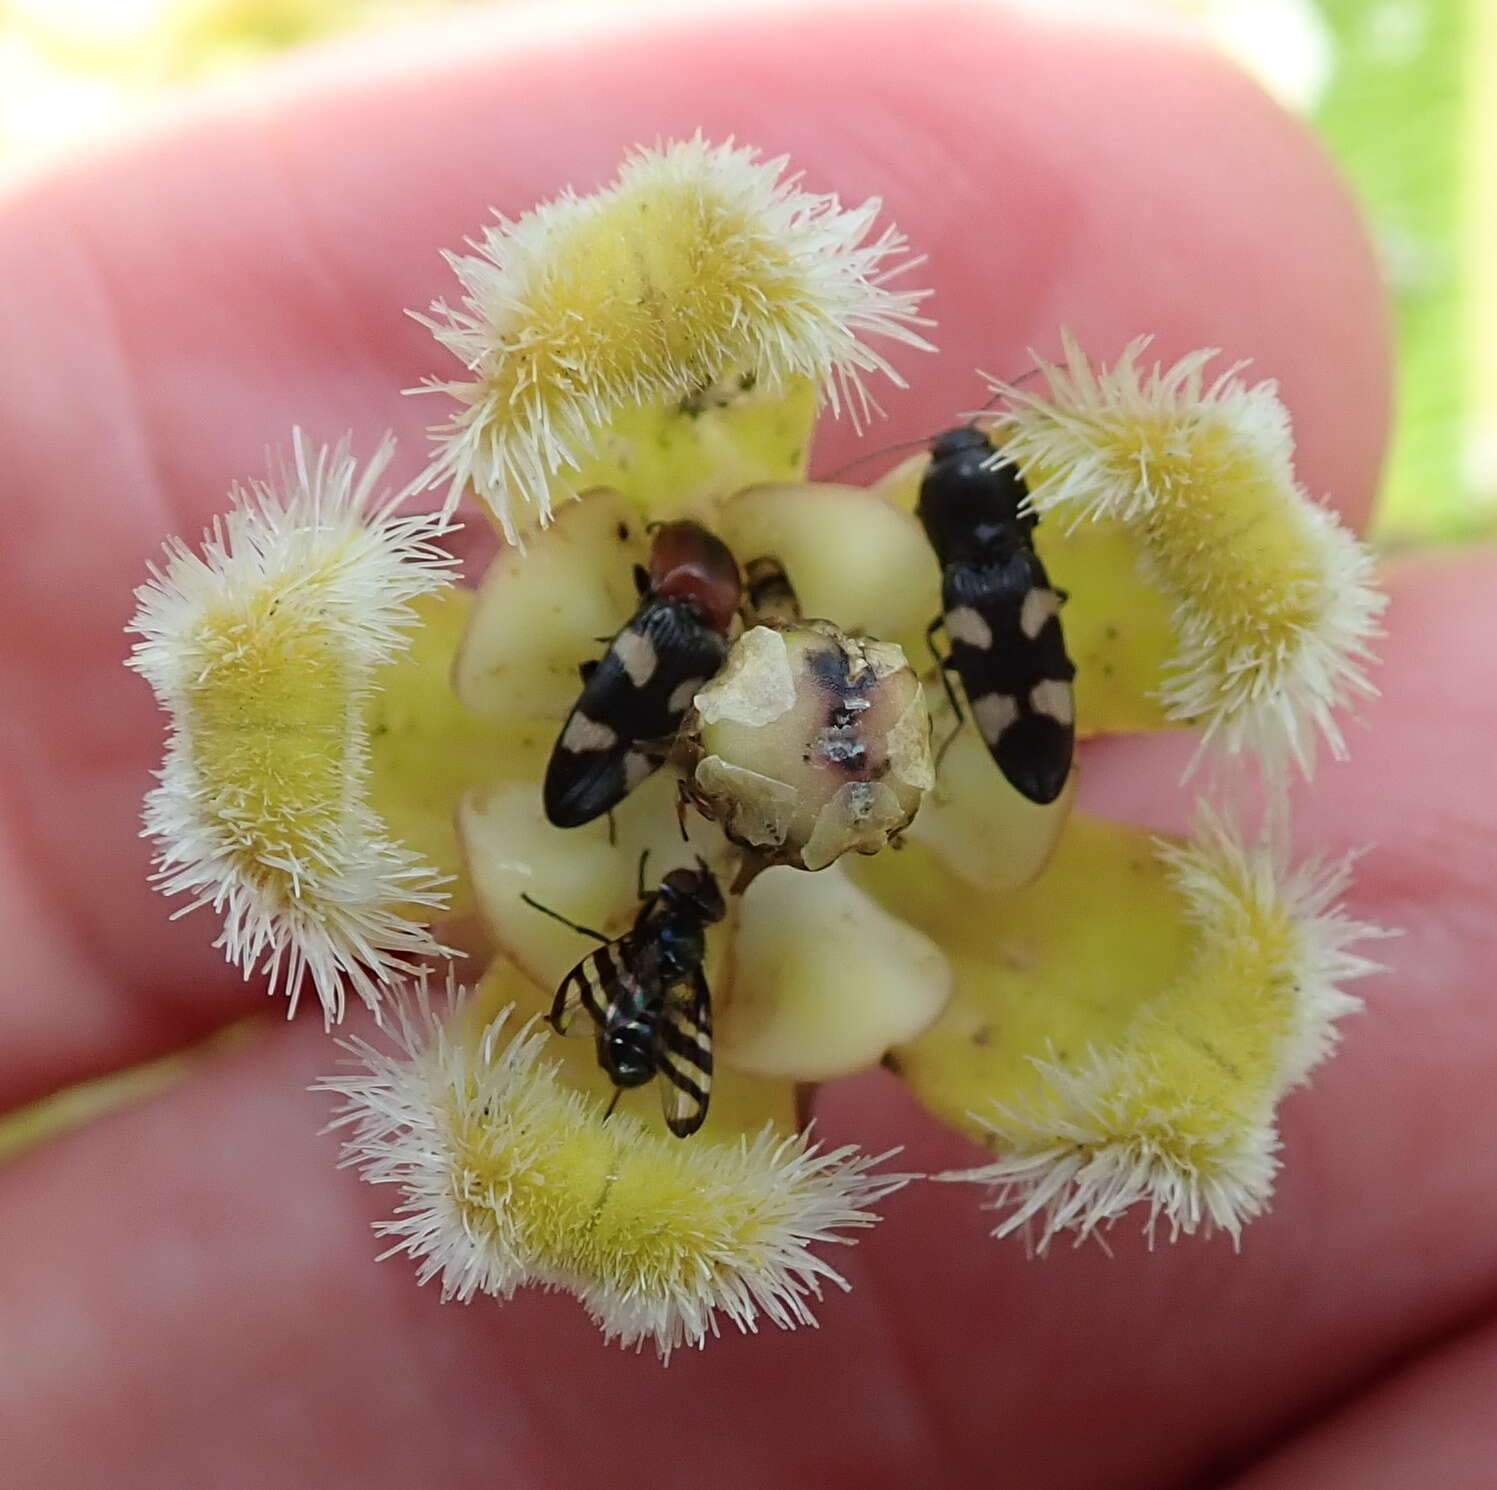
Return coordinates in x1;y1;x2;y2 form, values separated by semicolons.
972;692;1019;743
1030;679;1074;726
946;605;992;650
614;628;658;688
1020;588;1060;640
562;713;618;752
623;749;655;788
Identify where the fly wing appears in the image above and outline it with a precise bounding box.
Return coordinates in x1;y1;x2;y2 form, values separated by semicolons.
550;939;639;1037
655;966;714;1138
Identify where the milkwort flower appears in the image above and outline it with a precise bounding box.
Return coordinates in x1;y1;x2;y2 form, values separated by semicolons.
129;138;1389;1353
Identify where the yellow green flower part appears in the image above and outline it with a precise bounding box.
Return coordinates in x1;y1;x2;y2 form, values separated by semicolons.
129;140;1388;1356
413;135;931;540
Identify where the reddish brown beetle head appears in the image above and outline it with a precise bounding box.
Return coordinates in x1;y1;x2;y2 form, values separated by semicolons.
648;520;742;635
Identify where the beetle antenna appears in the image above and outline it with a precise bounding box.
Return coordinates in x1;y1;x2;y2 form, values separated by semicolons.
820;365;1047;482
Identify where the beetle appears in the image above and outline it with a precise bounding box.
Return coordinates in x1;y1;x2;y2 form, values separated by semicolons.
544;520;741;829
917;423;1075;804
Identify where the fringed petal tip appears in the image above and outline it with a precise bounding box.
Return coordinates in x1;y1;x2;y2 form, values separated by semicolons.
127;431;457;1024
320;980;910;1360
937;808;1387;1252
412;136;934;538
935;1049;1285;1253
986;333;1386;780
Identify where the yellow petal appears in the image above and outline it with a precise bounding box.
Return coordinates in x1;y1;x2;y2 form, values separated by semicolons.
905;725;1075;892
126;432;457;1021
454;488;646;723
324;976;901;1360
718;863;951;1080
863;815;1190;1128
714;478;937;655
367;587;526;902
864;811;1380;1245
458;759;735;994
1040;521;1178;734
567;376;820;524
989;336;1383;770
417;139;927;538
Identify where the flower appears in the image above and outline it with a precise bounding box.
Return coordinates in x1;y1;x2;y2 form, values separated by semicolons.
986;332;1386;776
933;811;1385;1249
321;977;905;1360
413;134;932;538
128;144;1391;1355
127;431;457;1024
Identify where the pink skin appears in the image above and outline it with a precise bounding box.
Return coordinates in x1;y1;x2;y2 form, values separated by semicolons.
0;2;1490;1485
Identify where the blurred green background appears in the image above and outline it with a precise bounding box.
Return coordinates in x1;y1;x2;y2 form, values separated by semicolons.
0;0;1485;544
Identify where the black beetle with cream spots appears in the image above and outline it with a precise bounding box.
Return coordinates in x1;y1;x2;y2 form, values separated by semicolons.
917;424;1076;804
544;520;742;828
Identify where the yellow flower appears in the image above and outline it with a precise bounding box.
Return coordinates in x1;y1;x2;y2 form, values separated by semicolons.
128;142;1390;1353
446;465;1383;1248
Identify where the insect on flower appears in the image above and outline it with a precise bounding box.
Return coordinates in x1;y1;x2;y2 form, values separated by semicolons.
120;130;1394;1358
918;423;1076;804
544;520;742;828
523;860;726;1137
